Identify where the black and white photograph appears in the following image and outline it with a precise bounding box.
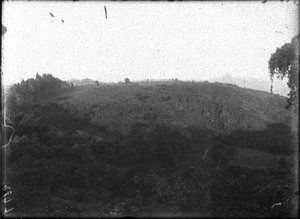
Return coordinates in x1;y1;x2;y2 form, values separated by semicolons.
1;1;299;217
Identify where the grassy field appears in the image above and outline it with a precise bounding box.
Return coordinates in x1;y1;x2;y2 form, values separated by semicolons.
229;147;291;169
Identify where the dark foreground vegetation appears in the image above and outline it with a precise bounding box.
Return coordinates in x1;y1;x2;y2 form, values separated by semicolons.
2;74;298;217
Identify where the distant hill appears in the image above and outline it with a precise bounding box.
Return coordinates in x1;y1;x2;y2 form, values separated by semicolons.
208;74;290;97
67;78;103;86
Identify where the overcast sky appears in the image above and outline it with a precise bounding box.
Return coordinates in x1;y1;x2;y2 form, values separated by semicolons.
2;1;299;85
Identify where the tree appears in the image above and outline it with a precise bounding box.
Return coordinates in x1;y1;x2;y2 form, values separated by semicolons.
124;78;130;84
2;25;7;36
268;35;299;109
36;73;42;81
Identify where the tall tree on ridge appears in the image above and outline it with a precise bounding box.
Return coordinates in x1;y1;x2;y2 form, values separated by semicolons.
268;35;299;109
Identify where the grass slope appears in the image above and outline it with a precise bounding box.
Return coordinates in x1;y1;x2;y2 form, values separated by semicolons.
56;81;293;154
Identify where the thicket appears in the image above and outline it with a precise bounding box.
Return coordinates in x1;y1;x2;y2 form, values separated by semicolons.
6;73;69;107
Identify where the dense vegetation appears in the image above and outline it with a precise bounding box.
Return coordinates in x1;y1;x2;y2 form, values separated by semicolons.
269;34;299;109
5;73;70;107
3;75;298;217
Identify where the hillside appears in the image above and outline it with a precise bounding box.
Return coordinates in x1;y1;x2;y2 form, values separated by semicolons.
59;82;292;152
4;78;297;217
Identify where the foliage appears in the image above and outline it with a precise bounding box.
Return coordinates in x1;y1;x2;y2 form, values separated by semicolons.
124;78;130;84
3;76;297;217
211;165;297;217
6;73;69;107
269;35;299;108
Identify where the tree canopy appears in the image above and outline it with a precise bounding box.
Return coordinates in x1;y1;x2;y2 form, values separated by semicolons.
124;78;130;84
6;73;69;107
268;35;299;109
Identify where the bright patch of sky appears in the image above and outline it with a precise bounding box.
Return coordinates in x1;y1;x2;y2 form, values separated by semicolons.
2;1;299;85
